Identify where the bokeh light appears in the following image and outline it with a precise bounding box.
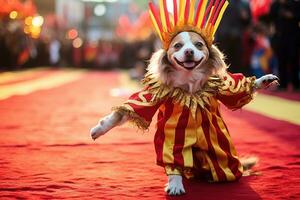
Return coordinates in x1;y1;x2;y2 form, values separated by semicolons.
73;37;83;48
25;16;33;26
9;11;18;19
94;4;106;16
32;16;44;27
67;29;78;40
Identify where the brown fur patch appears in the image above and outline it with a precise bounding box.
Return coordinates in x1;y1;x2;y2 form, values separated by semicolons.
147;31;227;91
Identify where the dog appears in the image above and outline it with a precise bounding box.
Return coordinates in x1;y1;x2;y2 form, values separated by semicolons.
91;31;279;196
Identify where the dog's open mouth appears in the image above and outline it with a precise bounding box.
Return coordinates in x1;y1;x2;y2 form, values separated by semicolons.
175;57;203;70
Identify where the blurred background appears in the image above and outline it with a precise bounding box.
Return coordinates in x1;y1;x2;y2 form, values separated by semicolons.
0;0;299;90
0;1;299;199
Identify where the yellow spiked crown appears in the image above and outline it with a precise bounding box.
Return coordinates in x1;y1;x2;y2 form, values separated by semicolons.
149;0;229;49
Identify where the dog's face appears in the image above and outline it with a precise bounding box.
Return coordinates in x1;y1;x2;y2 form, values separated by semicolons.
167;31;209;71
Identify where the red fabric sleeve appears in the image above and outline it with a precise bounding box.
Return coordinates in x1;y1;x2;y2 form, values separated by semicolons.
113;89;164;129
217;72;256;110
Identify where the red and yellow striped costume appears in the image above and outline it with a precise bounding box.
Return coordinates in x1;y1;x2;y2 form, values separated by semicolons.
114;72;256;182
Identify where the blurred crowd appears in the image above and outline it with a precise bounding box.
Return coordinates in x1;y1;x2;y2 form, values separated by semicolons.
0;24;155;72
0;0;299;90
217;0;300;90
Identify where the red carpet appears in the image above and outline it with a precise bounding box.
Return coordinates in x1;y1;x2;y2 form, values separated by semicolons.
0;70;299;199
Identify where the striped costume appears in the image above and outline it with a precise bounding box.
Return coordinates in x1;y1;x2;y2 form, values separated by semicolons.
114;72;256;182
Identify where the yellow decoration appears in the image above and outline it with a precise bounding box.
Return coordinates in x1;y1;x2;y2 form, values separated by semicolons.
148;0;229;49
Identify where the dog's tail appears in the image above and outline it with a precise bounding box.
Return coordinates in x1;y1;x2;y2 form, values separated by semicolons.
240;156;260;176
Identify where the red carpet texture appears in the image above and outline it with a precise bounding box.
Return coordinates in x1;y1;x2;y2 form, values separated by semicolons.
0;69;299;199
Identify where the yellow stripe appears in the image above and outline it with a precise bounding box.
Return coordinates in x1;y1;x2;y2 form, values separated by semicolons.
206;5;214;27
149;10;163;40
0;70;84;100
195;109;208;150
215;107;243;175
213;0;229;35
204;154;219;181
196;0;208;27
245;93;300;126
179;0;186;25
182;112;197;168
163;104;183;164
204;5;214;38
206;110;236;181
159;0;167;32
0;67;47;84
188;0;196;24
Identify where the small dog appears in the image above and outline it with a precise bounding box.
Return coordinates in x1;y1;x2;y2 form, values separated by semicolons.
91;31;279;195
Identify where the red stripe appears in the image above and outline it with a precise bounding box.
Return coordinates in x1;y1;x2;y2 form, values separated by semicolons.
212;0;225;25
194;0;203;25
173;0;178;25
163;0;171;31
201;0;214;28
184;0;190;23
212;109;242;180
201;109;227;181
154;99;174;166
208;0;220;24
173;106;190;166
216;109;243;179
149;2;163;32
127;90;163;122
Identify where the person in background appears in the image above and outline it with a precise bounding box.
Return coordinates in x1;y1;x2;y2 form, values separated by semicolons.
49;37;61;67
270;0;300;90
216;0;252;74
251;23;277;78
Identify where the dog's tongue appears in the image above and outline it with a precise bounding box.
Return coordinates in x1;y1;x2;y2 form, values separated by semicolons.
183;62;195;68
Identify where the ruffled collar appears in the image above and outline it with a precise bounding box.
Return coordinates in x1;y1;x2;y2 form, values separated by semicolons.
142;73;223;118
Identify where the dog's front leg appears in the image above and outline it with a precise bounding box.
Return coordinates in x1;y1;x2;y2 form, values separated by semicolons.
254;74;279;91
90;111;128;140
165;175;186;196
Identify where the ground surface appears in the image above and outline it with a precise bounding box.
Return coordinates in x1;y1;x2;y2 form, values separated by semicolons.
0;68;299;200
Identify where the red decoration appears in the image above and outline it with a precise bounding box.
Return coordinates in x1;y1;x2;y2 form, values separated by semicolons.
250;0;272;22
0;0;37;18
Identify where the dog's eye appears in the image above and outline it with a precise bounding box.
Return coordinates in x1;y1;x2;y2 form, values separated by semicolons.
195;42;204;48
174;43;183;49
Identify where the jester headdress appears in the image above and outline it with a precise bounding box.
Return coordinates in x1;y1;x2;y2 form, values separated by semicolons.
148;0;229;49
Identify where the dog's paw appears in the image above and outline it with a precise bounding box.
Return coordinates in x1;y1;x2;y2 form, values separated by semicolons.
165;175;185;196
90;122;106;140
90;112;123;140
255;74;279;90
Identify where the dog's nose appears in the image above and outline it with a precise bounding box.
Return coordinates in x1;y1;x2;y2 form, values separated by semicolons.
184;49;194;57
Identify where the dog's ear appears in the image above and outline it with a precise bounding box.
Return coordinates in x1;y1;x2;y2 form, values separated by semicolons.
147;49;173;81
207;45;228;75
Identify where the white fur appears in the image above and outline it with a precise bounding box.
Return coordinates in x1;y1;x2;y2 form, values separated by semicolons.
173;32;204;64
165;175;186;196
90;112;128;140
254;74;279;91
147;50;209;92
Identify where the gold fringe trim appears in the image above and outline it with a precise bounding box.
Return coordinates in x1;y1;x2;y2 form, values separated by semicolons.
221;76;256;110
112;106;150;130
142;73;223;118
220;75;256;95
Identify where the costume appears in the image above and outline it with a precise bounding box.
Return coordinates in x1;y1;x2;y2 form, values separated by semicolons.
114;73;255;182
114;0;256;182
